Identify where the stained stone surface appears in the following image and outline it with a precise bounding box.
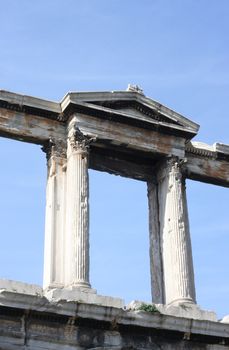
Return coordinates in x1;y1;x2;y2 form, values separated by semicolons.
45;287;124;308
0;279;42;295
0;287;229;350
156;158;196;305
127;300;217;322
1;88;229;348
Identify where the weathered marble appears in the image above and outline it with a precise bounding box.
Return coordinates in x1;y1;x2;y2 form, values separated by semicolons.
147;180;164;304
185;141;229;187
127;300;217;322
157;158;196;305
42;139;67;290
0;288;228;350
1;87;229;349
65;120;94;288
45;287;124;308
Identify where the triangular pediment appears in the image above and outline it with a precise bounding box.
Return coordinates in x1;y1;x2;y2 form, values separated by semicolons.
89;100;183;128
61;90;199;138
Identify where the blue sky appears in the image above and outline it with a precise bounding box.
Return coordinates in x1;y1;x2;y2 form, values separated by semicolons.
0;0;229;319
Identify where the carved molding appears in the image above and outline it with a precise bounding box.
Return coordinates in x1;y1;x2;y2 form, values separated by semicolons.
42;139;67;161
156;157;186;183
68;127;96;153
185;141;216;159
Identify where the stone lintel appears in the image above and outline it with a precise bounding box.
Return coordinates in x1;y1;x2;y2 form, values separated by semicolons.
73;113;186;158
0;107;65;144
186;154;229;187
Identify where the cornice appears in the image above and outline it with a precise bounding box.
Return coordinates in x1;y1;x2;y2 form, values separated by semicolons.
0;90;63;121
0;89;199;139
185;141;216;159
185;141;229;161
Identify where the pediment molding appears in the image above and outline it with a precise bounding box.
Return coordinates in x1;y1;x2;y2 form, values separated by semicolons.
0;89;199;139
90;100;182;127
62;91;199;138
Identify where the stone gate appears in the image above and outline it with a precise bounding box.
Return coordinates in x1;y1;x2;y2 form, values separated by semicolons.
0;85;229;349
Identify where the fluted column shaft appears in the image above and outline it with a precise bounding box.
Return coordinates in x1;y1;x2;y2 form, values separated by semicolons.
147;180;164;304
65;125;94;288
42;139;67;290
157;158;196;305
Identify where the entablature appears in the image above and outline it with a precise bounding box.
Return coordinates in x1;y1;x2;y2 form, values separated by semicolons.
185;141;229;187
0;88;199;141
1;88;229;186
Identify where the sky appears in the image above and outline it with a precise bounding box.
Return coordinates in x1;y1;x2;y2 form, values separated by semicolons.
0;0;229;319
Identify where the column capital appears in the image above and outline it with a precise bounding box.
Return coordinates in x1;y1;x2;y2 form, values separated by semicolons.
42;138;67;161
156;156;187;183
68;127;96;155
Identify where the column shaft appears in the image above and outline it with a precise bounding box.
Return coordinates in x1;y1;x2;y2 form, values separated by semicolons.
43;140;67;290
157;158;196;305
65;126;93;288
147;181;164;304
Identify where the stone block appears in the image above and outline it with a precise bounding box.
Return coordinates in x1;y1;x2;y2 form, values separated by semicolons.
0;279;43;296
45;287;124;308
127;300;217;321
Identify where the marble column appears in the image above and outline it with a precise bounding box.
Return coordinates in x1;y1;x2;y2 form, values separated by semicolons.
147;179;164;304
157;157;196;305
42;139;67;290
65;125;94;289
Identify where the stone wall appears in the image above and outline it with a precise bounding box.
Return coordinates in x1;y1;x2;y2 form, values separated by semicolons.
0;290;229;350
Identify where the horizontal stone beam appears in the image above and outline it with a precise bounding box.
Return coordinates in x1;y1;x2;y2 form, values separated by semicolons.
74;113;186;158
0;107;66;144
1;103;229;189
185;141;229;187
186;155;229;187
89;150;155;181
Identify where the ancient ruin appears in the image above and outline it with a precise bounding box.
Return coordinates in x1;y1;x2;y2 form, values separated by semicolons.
0;86;229;349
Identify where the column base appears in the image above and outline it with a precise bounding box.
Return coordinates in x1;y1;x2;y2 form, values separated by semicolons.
164;302;217;321
167;297;195;306
127;300;217;321
66;284;97;294
67;281;92;289
43;282;65;290
44;287;124;309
